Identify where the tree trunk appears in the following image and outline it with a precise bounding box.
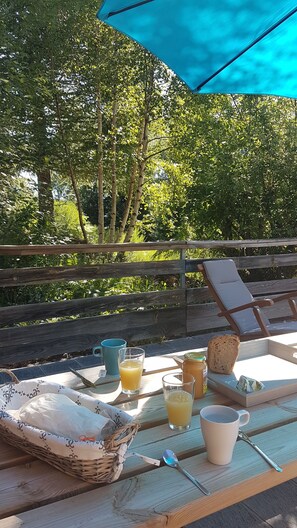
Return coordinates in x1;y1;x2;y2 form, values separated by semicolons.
36;168;54;227
32;105;55;229
50;55;88;243
116;121;144;243
54;99;88;243
124;115;149;243
124;65;154;243
97;88;104;243
109;99;118;242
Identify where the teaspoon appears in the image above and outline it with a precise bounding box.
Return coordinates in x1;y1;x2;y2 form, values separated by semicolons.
162;449;210;496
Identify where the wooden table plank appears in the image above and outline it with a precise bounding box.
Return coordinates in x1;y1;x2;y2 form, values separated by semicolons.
37;355;179;390
79;368;174;405
2;422;297;528
1;383;294;477
0;443;33;470
0;461;92;520
114;389;232;429
1;388;297;520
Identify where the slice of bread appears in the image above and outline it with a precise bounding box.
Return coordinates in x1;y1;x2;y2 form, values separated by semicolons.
207;334;240;374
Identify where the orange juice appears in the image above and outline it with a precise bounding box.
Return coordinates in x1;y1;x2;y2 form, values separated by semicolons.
119;359;143;392
165;390;193;427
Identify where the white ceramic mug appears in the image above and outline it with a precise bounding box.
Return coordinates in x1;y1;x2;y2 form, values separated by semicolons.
200;405;250;465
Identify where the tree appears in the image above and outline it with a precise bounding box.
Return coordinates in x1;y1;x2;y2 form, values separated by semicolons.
66;14;174;243
2;0;296;247
166;93;297;241
1;0;92;239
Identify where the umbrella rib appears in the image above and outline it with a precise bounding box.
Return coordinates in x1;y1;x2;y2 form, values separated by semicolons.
195;6;297;92
107;0;154;18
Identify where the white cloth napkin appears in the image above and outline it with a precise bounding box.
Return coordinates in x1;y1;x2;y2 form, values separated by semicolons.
18;393;116;441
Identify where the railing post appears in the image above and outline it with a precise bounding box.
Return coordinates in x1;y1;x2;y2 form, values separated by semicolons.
180;248;186;290
180;247;187;336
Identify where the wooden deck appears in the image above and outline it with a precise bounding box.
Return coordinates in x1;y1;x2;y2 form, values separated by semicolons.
188;478;297;527
2;240;297;367
2;331;297;527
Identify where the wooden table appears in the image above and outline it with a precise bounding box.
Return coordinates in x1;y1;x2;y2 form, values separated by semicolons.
1;337;297;528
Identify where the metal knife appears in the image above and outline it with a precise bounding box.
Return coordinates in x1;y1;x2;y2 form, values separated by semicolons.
69;368;97;388
238;430;283;472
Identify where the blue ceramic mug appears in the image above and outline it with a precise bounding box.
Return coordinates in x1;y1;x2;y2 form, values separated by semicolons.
92;338;127;375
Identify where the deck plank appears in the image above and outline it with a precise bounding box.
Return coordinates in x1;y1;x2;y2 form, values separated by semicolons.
187;502;272;528
188;480;297;528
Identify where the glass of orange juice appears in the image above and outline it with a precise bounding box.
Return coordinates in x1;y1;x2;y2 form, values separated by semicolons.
162;372;195;431
118;347;145;395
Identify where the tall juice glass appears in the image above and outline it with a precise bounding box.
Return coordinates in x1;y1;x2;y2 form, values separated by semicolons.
118;347;145;395
162;372;195;431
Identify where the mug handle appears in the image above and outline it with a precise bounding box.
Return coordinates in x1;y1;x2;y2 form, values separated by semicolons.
238;409;250;426
92;345;102;357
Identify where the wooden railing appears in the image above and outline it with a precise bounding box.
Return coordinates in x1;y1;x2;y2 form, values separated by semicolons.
1;239;297;366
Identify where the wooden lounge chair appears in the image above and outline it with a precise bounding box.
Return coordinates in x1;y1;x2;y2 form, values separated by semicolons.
198;259;297;339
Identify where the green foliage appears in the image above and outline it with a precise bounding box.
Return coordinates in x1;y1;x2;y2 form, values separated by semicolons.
142;162;194;240
54;201;97;243
0;176;39;245
165;94;297;241
3;1;296;247
1;1;297;304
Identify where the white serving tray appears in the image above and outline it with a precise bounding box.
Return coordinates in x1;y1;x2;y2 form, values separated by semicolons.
207;333;297;407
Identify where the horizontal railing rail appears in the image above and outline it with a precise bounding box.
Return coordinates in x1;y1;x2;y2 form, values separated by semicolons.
1;238;297;255
0;239;297;366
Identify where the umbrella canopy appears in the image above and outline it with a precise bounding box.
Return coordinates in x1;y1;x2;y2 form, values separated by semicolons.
97;0;297;98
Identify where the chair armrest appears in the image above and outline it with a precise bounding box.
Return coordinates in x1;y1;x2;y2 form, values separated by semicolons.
271;291;297;303
218;299;273;337
218;298;274;317
271;291;297;320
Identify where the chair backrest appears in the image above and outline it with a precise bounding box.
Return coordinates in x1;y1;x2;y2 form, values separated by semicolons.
202;259;270;334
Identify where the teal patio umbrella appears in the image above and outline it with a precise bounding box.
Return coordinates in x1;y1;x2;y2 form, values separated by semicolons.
97;0;297;98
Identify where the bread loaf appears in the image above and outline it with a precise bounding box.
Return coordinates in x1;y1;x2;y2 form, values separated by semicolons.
207;334;240;374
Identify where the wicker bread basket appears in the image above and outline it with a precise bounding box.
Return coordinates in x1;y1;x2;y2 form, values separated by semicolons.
0;369;139;483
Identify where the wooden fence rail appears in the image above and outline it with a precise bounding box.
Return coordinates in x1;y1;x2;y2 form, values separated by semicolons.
0;239;297;366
